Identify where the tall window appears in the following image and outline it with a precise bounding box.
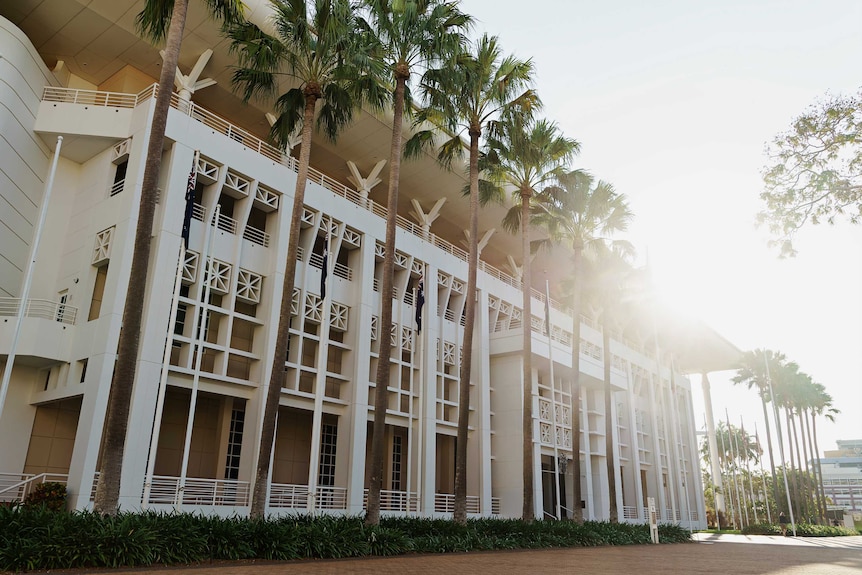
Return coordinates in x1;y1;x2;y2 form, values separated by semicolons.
391;434;403;491
318;422;337;487
88;265;109;321
223;406;245;480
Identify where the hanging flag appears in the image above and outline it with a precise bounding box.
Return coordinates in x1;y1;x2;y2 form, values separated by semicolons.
181;152;199;249
320;238;328;300
415;276;425;332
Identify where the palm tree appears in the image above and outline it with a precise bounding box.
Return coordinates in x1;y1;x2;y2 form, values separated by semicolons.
358;0;472;526
536;171;633;522
732;348;785;514
588;246;635;523
809;383;838;523
407;33;536;524
226;0;383;518
93;0;244;516
482;114;578;521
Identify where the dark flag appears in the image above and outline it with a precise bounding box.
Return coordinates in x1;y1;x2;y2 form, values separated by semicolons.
320;238;328;299
415;276;425;332
181;152;198;249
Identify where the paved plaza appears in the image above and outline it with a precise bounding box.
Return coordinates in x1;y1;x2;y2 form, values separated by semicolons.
36;534;862;575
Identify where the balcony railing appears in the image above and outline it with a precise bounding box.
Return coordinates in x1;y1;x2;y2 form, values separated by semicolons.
0;297;77;325
40;85;582;317
145;475;249;506
0;472;68;503
242;225;270;247
363;489;419;512
622;505;639;519
434;493;481;514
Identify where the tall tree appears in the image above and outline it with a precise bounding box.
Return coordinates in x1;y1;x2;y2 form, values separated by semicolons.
94;0;244;516
587;246;634;523
731;348;785;513
808;383;838;523
407;33;536;524
536;171;633;522
483;115;578;521
226;0;384;518
358;0;472;526
759;89;862;256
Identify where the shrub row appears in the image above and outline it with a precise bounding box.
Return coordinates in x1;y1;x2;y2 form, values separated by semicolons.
740;522;859;537
0;507;691;572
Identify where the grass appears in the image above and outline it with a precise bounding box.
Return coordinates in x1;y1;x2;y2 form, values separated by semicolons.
0;506;692;572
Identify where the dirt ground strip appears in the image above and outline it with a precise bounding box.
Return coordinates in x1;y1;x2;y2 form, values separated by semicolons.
25;534;862;575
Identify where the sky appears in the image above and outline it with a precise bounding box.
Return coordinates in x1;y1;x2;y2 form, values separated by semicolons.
458;0;862;455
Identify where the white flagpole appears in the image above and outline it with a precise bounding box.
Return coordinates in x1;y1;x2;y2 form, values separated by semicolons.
176;203;220;509
741;416;759;524
143;150;199;508
717;422;735;528
142;244;186;508
308;219;334;515
726;409;745;528
416;267;426;514
755;422;772;523
0;136;63;420
544;279;561;520
406;283;417;513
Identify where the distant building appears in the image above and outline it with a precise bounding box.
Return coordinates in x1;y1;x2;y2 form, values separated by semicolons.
819;440;862;513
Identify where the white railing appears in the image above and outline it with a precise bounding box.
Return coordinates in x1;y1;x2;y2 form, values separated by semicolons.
269;483;308;508
665;508;681;521
0;297;77;325
242;225;270;247
0;472;69;503
434;493;481;514
40;84;578;311
41;86;151;108
491;497;500;515
216;211;238;235
363;489;418;512
109;179;125;197
622;505;638;519
145;475;249;506
689;510;699;521
192;203;206;222
333;262;352;281
315;486;347;509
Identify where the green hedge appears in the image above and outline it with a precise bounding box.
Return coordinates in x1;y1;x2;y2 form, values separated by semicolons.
0;507;690;572
741;522;858;537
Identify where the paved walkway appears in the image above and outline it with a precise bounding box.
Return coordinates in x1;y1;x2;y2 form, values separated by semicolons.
39;535;862;575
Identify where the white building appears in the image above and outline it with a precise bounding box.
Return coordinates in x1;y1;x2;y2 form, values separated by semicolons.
0;1;739;527
819;440;862;514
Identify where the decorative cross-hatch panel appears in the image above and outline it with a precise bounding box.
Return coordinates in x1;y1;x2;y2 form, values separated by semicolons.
442;341;456;366
111;138;131;162
304;293;324;324
370;315;378;341
182;250;199;284
92;227;114;265
290;288;300;316
255;185;279;210
236;269;262;303
224;171;250;196
330;302;348;331
205;259;231;294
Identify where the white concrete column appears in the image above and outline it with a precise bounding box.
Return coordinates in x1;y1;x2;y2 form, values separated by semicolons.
165;48;216;112
347;160;386;208
475;287;493;515
409;198;446;241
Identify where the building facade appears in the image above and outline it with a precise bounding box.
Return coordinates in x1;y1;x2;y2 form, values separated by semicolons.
0;2;735;528
819;439;862;514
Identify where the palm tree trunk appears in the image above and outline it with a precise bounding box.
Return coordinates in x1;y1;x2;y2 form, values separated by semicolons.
758;391;780;518
249;90;318;518
794;410;811;521
789;409;807;521
367;72;408;526
453;129;480;524
602;320;617;523
93;0;189;516
569;247;583;523
783;408;800;518
811;414;829;525
521;187;534;522
802;408;823;523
